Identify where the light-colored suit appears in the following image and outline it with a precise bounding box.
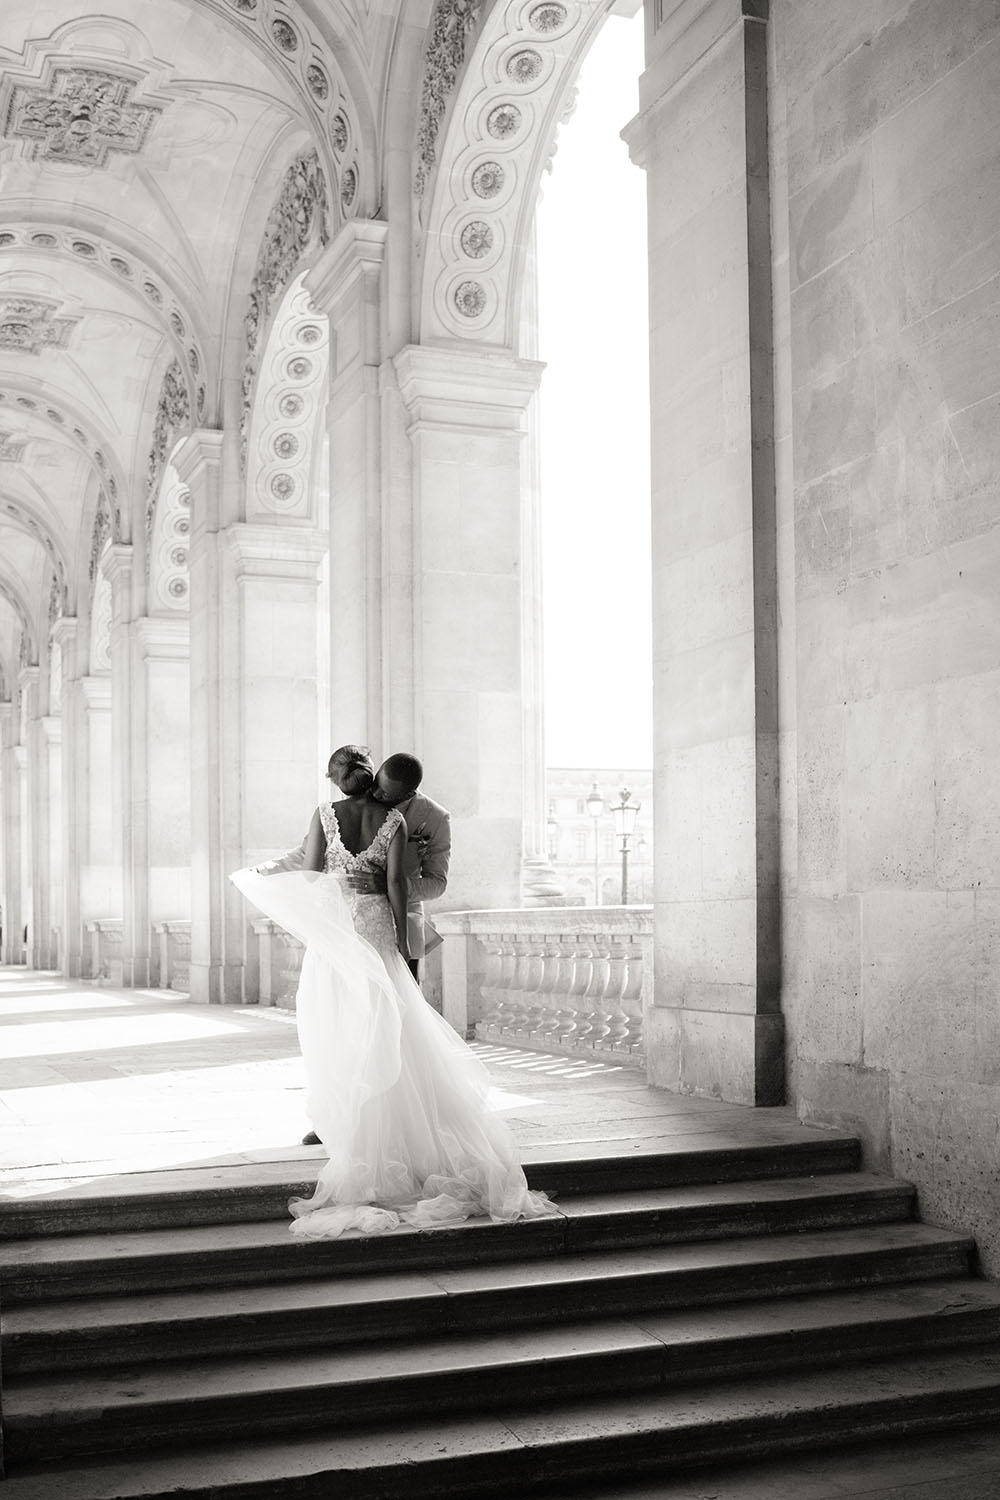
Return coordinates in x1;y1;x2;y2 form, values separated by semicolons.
256;791;451;960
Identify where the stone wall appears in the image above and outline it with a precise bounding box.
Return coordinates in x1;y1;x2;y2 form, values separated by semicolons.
776;0;1000;1273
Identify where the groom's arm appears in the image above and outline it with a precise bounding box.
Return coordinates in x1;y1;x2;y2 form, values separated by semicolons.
406;808;450;905
253;836;307;875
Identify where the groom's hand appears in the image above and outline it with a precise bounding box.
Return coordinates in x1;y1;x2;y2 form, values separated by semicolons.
344;870;387;895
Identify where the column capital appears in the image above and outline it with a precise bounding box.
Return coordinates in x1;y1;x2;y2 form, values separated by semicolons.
172;428;224;490
135;615;190;661
79;674;112;709
222;523;328;584
393;344;544;436
50;615;78;651
305;219;388;318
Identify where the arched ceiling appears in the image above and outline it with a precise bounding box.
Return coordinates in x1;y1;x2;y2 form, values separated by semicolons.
0;0;408;698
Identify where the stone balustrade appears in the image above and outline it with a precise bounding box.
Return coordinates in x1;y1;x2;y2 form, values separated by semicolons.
433;907;652;1066
84;919;124;985
252;917;305;1008
154;920;191;991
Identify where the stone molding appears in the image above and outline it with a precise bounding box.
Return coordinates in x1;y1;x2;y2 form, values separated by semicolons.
145;359;192;565
222;522;328;584
415;0;487;198
394;343;544;434
638;0;767;117
78;674;112;709
134;615;190;662
0;383;126;540
304;219;388;320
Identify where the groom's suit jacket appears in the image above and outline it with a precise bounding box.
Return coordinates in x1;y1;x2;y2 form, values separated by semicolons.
257;792;451;960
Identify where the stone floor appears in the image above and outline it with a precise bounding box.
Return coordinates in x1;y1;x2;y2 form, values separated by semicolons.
1;965;999;1499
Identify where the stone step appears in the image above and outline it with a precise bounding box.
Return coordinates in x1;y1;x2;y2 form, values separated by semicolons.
3;1346;1000;1497
0;1131;861;1239
5;1277;1000;1464
0;1170;913;1322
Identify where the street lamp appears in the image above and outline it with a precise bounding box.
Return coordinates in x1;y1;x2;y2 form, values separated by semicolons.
585;782;604;907
546;813;560;862
611;786;641;904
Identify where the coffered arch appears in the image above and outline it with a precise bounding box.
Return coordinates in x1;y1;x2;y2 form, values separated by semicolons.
416;0;616;348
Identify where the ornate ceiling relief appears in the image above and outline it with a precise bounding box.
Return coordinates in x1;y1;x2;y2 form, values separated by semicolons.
144;360;191;567
245;277;329;523
0;227;207;418
0;386;127;541
1;65;164;168
0;431;27;461
415;0;486;197
0;296;80;354
240;151;329;471
419;0;599;346
3;501;69;613
89;488;112;583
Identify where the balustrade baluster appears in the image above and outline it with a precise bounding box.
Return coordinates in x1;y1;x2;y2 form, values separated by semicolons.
533;936;565;1043
603;939;630;1051
621;934;645;1055
476;937;506;1035
560;942;593;1051
583;938;612;1048
520;940;549;1038
501;936;535;1038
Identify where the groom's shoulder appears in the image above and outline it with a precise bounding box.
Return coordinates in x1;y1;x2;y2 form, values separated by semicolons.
410;791;449;825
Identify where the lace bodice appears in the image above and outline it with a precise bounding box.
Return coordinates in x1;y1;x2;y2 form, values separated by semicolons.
319;803;403;875
318;803;403;958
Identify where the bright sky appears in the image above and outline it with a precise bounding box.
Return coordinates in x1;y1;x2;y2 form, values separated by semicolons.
536;10;652;769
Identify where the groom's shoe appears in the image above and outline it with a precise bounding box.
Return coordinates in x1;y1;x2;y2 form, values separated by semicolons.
301;1131;321;1146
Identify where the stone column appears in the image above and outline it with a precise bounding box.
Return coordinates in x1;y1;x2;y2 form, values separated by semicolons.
38;714;62;970
393;345;543;912
133;617;191;986
76;675;116;978
180;429;327;1002
0;699;22;966
51;617;82;976
20;665;58;971
626;0;782;1103
104;545;146;986
305;220;388;747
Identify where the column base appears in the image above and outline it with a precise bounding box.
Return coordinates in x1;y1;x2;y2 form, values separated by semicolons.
187;961;245;1005
520;856;565;906
645;1006;785;1106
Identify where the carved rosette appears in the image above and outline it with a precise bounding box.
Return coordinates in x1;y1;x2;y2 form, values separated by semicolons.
148;468;191;612
240;151;329;472
245;279;329;522
144;360;191;566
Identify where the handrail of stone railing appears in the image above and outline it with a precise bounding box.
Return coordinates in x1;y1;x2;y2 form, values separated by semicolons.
433;907;653;1066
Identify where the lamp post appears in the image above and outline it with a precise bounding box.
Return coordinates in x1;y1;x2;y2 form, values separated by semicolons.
585;782;604;907
546;813;559;862
611;786;641;904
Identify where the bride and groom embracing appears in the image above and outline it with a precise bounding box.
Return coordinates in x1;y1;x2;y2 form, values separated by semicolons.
232;745;554;1240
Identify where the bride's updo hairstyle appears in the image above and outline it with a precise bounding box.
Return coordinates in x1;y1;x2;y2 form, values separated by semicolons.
327;744;374;796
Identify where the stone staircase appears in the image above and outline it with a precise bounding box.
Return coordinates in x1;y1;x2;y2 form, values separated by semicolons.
2;1132;1000;1498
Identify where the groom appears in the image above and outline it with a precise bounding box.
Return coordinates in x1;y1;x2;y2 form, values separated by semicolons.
257;749;451;981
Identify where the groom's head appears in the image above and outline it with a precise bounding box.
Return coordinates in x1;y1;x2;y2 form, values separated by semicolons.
372;752;423;806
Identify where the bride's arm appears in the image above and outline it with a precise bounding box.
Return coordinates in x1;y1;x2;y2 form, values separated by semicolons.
303;808;327;872
386;821;410;959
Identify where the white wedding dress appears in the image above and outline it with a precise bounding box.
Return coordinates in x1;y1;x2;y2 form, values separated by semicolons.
231;804;555;1239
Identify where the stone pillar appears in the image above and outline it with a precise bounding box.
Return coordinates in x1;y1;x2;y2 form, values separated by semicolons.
76;675;116;977
0;699;22;966
626;0;782;1103
20;666;60;970
393;345;543;912
305;221;388;746
51;617;81;977
135;617;191;985
179;429;327;1003
104;545;146;986
38;714;62;970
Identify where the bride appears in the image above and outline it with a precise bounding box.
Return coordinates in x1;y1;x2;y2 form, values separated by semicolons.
231;745;555;1238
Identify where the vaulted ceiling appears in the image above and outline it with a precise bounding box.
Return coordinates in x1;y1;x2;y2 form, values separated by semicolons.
0;0;411;693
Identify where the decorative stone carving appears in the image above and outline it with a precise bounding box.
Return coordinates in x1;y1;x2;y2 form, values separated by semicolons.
47;569;63;626
471;161;504;198
270;473;295;502
279;391;303;418
0;430;27;461
144;360;191;560
240;150;329;469
245;277;329;523
273;431;298;459
89;491;111;582
507;50;544;83
306;64;329;101
460;220;493;258
149;470;190;612
331;113;348;153
341;165;357;211
415;0;485;196
271;18;298;52
0;296;78;354
487;103;521;138
454;280;487;317
3;66;163;167
529;3;568;31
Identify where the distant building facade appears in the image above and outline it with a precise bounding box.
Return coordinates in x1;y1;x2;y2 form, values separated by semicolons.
545;768;653;906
